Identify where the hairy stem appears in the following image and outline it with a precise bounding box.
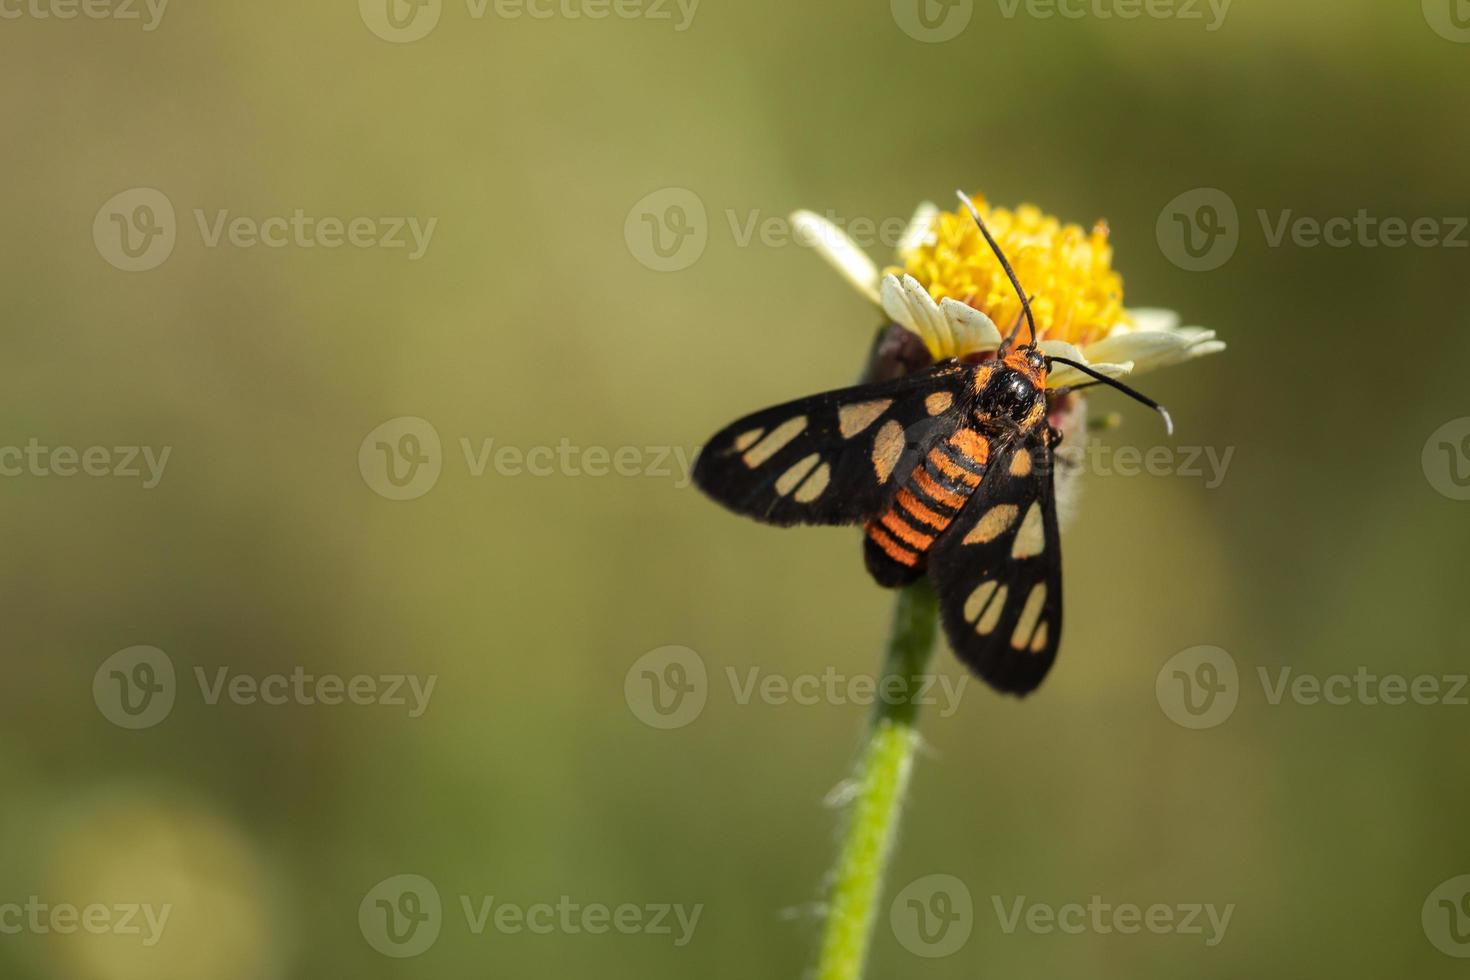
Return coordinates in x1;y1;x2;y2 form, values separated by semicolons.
813;580;940;980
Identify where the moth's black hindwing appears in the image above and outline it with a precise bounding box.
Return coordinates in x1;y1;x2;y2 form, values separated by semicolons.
928;430;1063;695
692;364;973;527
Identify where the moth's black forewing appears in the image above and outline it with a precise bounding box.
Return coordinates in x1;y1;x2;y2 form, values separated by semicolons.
928;429;1063;696
692;363;974;528
695;359;1066;697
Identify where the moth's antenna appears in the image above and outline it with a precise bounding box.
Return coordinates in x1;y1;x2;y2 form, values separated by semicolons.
956;190;1036;349
1048;356;1174;436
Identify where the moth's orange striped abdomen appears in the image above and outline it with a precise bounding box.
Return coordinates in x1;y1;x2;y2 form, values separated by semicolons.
863;427;990;585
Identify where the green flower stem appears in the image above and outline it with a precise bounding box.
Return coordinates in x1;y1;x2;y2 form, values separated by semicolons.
814;580;940;980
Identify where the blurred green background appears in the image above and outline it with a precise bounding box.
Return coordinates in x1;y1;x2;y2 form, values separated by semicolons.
2;1;1469;977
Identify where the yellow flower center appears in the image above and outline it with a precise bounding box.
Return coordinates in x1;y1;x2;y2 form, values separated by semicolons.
894;195;1129;349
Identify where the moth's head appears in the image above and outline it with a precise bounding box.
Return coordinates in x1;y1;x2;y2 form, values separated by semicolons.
1000;345;1049;388
984;348;1049;427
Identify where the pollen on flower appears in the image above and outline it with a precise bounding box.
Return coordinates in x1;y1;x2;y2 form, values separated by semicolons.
894;195;1130;350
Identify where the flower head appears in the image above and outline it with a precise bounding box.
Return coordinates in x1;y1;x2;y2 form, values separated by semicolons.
792;194;1224;388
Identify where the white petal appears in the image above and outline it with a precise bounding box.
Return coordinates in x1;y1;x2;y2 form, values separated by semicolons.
899;275;954;355
1187;340;1227;359
879;274;937;354
1047;359;1133;388
1081;329;1218;376
790;210;880;304
1124;308;1182;334
1036;339;1134;387
898;202;939;254
938;298;1002;356
1037;339;1089;363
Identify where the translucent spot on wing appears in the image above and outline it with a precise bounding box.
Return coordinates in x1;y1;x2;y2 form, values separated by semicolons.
743;416;807;467
1011;502;1045;559
963;503;1019;545
838;399;891;438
